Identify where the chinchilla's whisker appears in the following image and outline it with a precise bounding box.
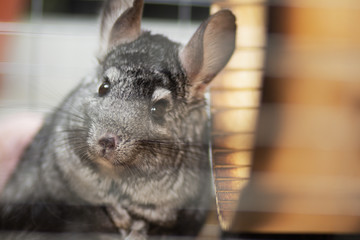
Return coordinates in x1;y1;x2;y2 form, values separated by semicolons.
49;107;89;124
52;138;85;148
57;129;88;135
78;150;91;162
140;139;206;148
136;140;206;157
52;127;88;133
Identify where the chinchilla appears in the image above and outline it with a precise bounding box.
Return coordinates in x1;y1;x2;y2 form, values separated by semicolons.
0;0;236;239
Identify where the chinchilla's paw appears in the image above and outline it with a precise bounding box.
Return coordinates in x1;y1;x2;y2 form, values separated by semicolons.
107;205;132;230
124;220;147;240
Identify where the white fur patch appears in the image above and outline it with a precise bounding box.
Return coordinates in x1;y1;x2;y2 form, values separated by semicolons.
152;88;172;102
104;67;121;81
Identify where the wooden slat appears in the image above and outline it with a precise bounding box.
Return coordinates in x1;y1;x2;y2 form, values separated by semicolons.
217;201;239;211
211;109;258;133
231;212;360;233
211;3;267;48
226;48;265;70
215;179;249;191
216;191;242;201
212;133;254;150
210;89;261;108
214;167;251;179
213;151;253;166
211;70;263;90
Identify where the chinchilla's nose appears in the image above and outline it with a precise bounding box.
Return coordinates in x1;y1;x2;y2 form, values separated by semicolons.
98;134;118;152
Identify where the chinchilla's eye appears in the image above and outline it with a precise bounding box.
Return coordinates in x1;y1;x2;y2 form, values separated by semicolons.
98;78;111;97
150;99;169;123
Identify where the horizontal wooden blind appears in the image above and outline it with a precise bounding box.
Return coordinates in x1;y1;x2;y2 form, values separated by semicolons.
230;0;360;234
210;0;266;231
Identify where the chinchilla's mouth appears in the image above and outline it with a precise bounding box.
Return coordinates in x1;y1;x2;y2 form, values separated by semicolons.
93;147;137;168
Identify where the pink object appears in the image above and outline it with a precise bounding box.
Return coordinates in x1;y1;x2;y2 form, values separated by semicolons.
0;113;43;193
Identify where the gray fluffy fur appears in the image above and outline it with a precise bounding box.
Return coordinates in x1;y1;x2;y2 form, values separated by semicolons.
0;0;236;239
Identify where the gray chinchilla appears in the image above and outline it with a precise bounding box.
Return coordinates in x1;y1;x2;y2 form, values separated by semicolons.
0;0;236;239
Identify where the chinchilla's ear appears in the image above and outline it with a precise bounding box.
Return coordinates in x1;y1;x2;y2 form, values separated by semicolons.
180;10;236;98
99;0;143;55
